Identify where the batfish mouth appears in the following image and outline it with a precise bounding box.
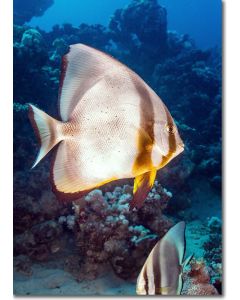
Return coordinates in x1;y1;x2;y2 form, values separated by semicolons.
177;143;184;153
157;142;184;158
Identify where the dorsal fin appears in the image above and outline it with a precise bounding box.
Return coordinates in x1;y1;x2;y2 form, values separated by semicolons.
162;221;186;265
58;44;122;122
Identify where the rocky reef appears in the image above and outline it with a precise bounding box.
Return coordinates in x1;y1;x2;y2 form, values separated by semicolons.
13;0;222;295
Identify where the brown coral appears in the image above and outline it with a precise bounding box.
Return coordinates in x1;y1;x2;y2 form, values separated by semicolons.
182;259;219;295
71;182;173;279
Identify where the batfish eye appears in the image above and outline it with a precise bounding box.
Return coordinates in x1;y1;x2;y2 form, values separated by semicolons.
165;123;176;134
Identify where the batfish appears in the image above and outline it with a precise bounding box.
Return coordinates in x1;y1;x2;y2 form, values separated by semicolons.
29;43;184;208
136;221;192;295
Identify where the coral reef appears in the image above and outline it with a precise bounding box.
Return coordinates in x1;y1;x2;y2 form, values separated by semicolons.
61;181;174;279
14;0;54;25
109;0;168;73
14;220;63;261
13;27;58;111
13;169;174;278
13;181;71;261
13;101;71;261
203;217;222;292
182;259;219;295
203;217;222;264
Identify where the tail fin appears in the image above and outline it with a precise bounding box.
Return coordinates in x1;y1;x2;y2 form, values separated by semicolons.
28;104;62;168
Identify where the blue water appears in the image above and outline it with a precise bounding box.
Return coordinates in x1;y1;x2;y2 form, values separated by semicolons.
160;0;222;49
28;0;222;49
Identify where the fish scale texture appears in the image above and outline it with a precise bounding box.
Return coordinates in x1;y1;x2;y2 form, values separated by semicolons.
52;44;183;196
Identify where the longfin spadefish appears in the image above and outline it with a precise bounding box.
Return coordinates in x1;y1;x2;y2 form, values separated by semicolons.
28;104;62;168
130;169;157;209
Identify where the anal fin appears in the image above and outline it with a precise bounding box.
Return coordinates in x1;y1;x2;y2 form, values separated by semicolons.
130;169;157;209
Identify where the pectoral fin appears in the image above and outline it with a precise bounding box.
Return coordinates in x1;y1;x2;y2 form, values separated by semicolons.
130;169;157;209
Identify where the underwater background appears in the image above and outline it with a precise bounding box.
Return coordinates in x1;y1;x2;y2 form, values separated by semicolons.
13;0;222;296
